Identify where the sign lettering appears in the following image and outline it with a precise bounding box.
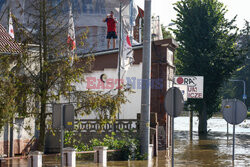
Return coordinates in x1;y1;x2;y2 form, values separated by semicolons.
174;76;204;99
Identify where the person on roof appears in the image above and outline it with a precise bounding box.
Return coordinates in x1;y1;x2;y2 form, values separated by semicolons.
103;11;118;49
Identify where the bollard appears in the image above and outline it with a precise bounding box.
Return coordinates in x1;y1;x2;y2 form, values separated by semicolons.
94;146;108;165
28;151;43;167
148;144;154;160
0;154;7;167
62;147;76;167
0;158;5;167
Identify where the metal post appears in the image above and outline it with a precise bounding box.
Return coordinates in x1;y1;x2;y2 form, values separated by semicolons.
10;121;14;157
7;6;14;158
243;81;246;104
232;124;235;162
232;99;237;162
61;105;64;167
227;122;229;145
139;18;142;43
118;2;122;87
226;99;229;145
171;86;176;167
172;116;174;167
7;5;10;31
189;109;193;141
140;0;152;157
227;122;229;135
117;2;123;119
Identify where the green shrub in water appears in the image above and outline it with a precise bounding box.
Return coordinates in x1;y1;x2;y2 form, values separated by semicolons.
64;130;147;160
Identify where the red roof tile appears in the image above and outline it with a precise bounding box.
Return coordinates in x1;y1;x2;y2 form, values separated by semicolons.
0;24;21;54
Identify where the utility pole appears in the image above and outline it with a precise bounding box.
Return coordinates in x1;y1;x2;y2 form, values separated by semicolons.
189;105;193;141
117;2;123;120
118;2;122;91
140;0;152;157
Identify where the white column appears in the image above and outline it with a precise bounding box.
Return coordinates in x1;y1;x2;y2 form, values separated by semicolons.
28;151;43;167
63;147;76;167
148;144;154;160
94;146;108;165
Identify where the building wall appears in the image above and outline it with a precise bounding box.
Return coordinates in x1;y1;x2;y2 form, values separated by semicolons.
74;39;178;150
0;117;35;156
75;62;143;119
0;45;38;156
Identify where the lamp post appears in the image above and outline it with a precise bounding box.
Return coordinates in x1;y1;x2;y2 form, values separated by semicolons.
229;79;246;103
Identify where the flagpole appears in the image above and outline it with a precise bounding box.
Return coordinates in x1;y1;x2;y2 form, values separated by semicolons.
117;2;123;119
7;7;10;31
7;4;15;157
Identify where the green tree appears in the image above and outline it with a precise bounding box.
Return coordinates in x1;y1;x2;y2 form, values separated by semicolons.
6;0;129;152
161;24;173;39
173;0;245;134
221;21;250;105
0;55;18;129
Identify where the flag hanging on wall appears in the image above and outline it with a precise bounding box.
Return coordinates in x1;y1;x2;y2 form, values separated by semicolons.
121;34;134;72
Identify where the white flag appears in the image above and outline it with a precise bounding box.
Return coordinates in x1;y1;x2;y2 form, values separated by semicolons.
129;0;138;27
9;11;14;39
121;34;134;72
67;2;76;65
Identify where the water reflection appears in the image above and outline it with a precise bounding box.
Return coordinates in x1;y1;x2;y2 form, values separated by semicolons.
73;130;250;167
175;130;250;167
6;158;27;167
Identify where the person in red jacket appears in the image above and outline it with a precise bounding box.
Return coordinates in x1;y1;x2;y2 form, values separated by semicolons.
103;11;118;49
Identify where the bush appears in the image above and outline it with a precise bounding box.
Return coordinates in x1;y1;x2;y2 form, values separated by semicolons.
247;112;250;118
64;130;147;160
90;132;146;160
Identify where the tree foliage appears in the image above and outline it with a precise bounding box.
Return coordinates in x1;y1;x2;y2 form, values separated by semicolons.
173;0;245;134
0;0;129;152
0;55;18;129
221;21;250;105
161;24;173;39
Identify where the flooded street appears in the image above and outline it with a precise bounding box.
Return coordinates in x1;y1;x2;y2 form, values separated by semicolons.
173;117;250;167
6;117;250;167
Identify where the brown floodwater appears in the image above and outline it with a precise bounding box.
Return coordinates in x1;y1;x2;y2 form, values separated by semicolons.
6;117;250;167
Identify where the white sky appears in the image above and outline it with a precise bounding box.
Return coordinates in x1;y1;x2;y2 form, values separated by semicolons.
135;0;250;29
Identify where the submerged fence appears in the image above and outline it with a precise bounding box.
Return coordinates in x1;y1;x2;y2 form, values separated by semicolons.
45;113;158;156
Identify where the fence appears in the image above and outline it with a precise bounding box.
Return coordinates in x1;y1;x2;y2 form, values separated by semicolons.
45;113;158;156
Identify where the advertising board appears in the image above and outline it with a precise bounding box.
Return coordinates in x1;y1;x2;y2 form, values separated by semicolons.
174;76;204;99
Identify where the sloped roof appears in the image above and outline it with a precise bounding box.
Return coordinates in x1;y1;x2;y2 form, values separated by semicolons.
0;24;21;54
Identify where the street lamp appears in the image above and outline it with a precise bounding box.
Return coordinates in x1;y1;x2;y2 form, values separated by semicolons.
163;22;176;29
229;79;246;103
167;22;175;27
